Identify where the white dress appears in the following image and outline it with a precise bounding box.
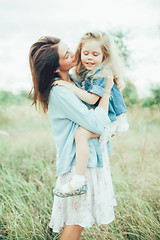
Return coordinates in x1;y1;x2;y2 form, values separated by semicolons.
49;113;129;233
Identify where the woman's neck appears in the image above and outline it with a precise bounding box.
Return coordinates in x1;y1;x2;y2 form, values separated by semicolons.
59;72;72;82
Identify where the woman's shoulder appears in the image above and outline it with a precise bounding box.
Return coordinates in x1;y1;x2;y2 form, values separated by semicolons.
49;85;79;106
50;85;70;97
49;86;73;112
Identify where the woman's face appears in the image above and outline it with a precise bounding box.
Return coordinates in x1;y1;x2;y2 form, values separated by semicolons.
81;39;103;71
58;41;77;72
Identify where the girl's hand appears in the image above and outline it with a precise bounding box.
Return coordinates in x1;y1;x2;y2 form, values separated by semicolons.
52;80;60;86
52;80;72;88
105;71;114;91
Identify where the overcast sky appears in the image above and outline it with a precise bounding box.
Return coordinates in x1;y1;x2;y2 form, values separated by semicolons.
0;0;160;96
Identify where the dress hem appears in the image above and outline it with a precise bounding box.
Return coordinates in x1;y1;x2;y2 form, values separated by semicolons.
49;215;115;233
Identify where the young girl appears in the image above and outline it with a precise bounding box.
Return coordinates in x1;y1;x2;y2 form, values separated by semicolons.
53;31;129;197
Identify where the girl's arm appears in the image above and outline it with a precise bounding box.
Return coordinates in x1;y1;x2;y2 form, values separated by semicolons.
53;80;100;105
50;73;113;135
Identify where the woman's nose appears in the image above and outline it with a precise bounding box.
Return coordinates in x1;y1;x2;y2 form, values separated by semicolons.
70;52;75;58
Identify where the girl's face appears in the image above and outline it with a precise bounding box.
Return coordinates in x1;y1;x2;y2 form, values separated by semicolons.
58;41;77;72
81;39;103;71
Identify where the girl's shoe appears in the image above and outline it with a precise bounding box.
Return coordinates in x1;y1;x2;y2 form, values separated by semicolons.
53;182;88;198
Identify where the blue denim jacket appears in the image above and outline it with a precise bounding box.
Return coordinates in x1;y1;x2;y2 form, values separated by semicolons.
48;85;111;176
76;66;127;122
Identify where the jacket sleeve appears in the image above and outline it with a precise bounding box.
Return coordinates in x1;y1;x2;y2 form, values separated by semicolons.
49;86;111;134
86;78;106;97
110;84;127;116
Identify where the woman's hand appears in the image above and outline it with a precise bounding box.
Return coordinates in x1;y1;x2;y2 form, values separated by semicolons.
105;70;114;91
98;70;114;113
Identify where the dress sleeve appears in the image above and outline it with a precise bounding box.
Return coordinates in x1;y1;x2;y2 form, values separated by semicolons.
99;113;129;145
49;86;111;134
110;113;129;136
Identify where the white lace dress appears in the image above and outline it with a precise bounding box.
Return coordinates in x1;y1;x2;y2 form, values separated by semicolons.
49;113;129;233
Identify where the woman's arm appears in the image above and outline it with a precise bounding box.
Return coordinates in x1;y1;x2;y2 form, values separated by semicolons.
50;74;113;135
98;71;113;114
53;80;100;105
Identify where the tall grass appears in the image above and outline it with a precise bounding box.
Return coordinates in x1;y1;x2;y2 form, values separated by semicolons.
0;93;160;239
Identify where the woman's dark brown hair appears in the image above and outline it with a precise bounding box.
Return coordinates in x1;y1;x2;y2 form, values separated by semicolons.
28;36;61;113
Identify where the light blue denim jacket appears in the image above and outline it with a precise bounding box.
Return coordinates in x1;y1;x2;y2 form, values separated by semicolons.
76;66;127;122
48;85;111;176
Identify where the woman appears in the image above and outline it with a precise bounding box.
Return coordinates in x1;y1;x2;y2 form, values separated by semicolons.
29;36;115;240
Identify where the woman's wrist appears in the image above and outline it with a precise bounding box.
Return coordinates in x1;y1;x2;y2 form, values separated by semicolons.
104;89;111;97
103;89;112;100
104;89;111;94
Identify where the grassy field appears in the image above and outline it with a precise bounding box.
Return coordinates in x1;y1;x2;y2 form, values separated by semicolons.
0;92;160;239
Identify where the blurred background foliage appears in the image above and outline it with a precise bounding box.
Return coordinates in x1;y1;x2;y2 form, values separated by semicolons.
111;30;160;108
1;30;159;109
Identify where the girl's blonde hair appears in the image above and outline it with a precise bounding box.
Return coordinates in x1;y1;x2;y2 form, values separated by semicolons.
75;31;125;89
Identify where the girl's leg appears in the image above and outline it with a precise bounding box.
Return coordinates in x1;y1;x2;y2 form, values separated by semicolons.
75;126;99;175
61;126;99;193
60;225;84;240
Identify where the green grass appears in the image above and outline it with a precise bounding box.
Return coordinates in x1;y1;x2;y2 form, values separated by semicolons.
0;93;160;239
